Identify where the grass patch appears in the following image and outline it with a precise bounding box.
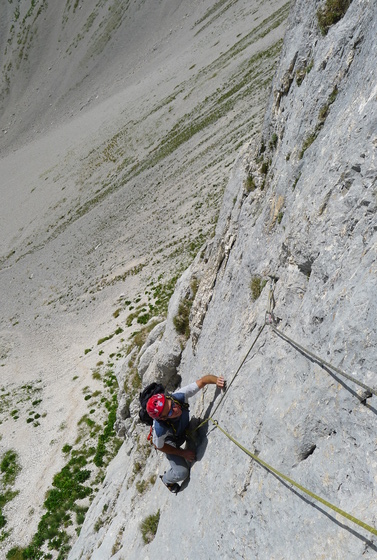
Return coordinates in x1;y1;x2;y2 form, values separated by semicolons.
93;398;118;467
14;356;122;558
299;85;338;159
130;320;162;352
6;548;24;560
269;133;278;150
173;280;199;339
20;455;92;557
295;58;314;86
299;132;317;159
317;0;352;35
250;276;267;301
318;85;338;124
141;510;160;544
1;450;20;487
173;299;192;339
0;450;20;534
244;174;256;193
260;160;270;175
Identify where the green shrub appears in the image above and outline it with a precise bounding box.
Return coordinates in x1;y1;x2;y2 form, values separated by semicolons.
0;450;20;486
245;174;256;193
0;490;18;509
260;160;269;175
137;313;151;325
317;0;352;35
6;547;25;560
299;132;317;159
173;299;192;339
250;277;267;301
269;133;278;149
141;510;160;544
74;505;88;525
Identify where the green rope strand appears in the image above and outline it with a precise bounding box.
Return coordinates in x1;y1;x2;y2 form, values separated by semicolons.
210;418;377;538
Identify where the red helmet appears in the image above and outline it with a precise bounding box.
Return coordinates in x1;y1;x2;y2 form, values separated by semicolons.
146;394;166;419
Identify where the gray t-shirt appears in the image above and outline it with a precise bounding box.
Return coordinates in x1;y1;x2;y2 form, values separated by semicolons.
152;382;200;448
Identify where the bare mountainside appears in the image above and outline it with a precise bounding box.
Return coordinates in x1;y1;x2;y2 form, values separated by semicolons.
0;0;289;556
70;0;377;558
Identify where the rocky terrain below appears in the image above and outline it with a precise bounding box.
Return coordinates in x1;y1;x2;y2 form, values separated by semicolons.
0;0;289;557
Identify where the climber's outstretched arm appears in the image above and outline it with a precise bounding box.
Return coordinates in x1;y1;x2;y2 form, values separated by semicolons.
196;375;225;390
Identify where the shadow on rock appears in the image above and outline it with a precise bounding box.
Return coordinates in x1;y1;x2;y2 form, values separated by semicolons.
190;386;223;462
178;388;223;493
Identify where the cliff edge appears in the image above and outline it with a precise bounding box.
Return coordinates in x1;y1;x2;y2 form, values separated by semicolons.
72;0;377;558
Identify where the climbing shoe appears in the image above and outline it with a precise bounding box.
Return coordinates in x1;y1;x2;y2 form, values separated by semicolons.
160;475;180;494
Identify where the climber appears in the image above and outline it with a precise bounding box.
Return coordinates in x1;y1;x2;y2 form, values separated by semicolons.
146;375;226;493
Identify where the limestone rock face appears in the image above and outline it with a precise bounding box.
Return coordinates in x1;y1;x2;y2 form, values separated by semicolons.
69;1;377;559
137;322;166;378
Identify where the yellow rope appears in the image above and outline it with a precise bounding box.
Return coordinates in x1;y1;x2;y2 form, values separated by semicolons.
210;418;377;537
193;279;376;539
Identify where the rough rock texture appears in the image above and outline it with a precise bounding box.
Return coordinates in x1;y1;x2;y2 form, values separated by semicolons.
70;1;377;558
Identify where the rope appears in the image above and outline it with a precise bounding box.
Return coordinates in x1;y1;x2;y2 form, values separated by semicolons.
270;324;377;398
265;276;376;398
192;277;377;540
210;417;377;538
194;322;266;431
